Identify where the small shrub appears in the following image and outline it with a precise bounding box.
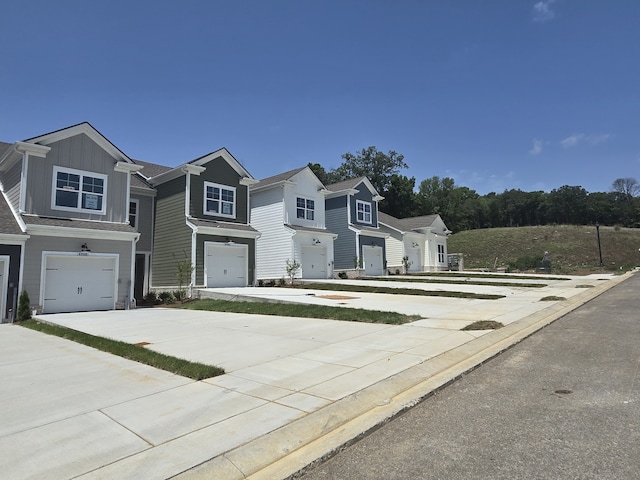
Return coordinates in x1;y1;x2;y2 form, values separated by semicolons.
540;296;566;302
173;290;186;302
158;291;175;304
266;279;276;287
17;290;32;321
278;277;286;287
395;269;401;275
258;279;264;287
462;320;504;331
508;255;543;271
338;272;348;279
143;291;157;304
285;258;301;285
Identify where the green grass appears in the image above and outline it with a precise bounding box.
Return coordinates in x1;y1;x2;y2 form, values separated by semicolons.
179;298;421;324
295;282;506;300
540;296;566;302
20;319;224;380
462;320;504;330
410;271;570;281
448;224;640;274
360;276;547;288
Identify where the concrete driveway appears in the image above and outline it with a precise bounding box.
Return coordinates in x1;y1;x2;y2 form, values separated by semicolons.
0;272;628;480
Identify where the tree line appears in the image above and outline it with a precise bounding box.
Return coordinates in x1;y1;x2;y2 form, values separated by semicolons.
309;147;640;233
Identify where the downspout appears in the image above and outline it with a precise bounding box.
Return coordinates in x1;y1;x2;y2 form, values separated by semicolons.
129;234;140;308
19;153;28;213
187;220;197;294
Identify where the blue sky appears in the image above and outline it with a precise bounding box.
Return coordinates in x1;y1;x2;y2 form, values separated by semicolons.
1;1;638;195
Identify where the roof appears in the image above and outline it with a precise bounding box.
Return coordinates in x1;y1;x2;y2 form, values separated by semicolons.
377;211;406;232
252;166;307;190
0;141;12;159
0;194;24;235
21;215;137;233
325;177;367;192
397;215;440;230
132;159;173;179
284;224;336;235
188;218;259;233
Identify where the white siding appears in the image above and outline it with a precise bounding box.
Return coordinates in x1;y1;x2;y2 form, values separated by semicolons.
251;188;293;279
283;170;326;229
385;232;404;271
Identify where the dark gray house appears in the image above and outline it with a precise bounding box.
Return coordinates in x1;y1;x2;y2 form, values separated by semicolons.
325;177;388;275
142;148;260;291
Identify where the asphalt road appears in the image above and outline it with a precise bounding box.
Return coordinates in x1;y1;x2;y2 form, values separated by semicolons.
299;273;640;480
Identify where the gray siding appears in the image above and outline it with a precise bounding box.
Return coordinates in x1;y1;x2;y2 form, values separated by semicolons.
25;134;129;222
195;235;256;286
151;177;192;287
131;193;154;252
351;184;379;227
190;156;249;224
325;197;355;269
0;160;22;212
22;236;133;308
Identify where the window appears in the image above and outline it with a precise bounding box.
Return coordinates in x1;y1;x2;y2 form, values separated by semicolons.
356;200;372;224
437;244;445;263
129;199;139;229
204;182;235;218
296;197;315;220
52;166;107;214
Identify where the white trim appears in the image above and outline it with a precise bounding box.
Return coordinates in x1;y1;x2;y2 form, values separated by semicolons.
114;162;144;174
188;221;197;287
0;255;9;321
185;173;192;218
19;153;28;213
0;234;29;244
129;198;139;229
51;165;108;215
39;251;120;313
25;223;139;241
186;219;260;240
203;181;237;219
1;190;27;232
356;199;373;224
129;238;137;307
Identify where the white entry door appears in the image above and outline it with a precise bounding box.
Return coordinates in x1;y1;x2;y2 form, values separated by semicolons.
407;246;422;272
301;245;327;279
362;245;384;276
205;244;248;287
43;255;117;313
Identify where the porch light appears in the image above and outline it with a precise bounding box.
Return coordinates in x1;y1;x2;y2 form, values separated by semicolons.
313;238;321;245
81;243;91;252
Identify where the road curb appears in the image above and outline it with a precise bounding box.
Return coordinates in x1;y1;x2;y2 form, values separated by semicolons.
174;273;632;480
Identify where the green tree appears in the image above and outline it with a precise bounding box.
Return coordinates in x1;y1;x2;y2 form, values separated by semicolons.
332;146;407;194
379;174;417;218
17;290;32;321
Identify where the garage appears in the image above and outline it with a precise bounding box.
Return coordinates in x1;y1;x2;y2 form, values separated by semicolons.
406;245;422;272
205;243;248;287
43;254;117;314
362;245;384;276
0;256;7;321
301;245;327;279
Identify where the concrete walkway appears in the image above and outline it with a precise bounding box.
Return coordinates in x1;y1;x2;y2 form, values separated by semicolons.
0;272;629;479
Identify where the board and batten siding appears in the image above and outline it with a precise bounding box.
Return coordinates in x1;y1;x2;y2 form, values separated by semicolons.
190;156;249;224
151;176;192;287
251;187;292;279
131;193;154;252
0;159;22;212
325;196;355;269
22;236;133;308
25;134;129;222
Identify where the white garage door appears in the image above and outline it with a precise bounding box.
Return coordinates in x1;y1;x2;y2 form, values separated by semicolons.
0;258;7;321
407;246;422;272
301;246;327;279
43;255;116;314
363;245;384;276
206;244;247;287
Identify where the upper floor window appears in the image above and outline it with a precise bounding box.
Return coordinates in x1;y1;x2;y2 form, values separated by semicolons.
296;197;315;221
204;182;235;218
356;200;372;224
129;199;139;229
52;166;107;215
437;244;445;263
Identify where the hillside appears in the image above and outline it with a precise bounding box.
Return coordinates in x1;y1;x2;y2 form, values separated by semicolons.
448;225;640;274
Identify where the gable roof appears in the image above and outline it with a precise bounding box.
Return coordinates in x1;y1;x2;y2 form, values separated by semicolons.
377;211;407;232
132;158;173;179
0;192;24;236
252;166;307;191
326;176;382;199
398;215;440;231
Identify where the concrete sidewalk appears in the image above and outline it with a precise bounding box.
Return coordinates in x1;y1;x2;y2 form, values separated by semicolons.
0;272;630;479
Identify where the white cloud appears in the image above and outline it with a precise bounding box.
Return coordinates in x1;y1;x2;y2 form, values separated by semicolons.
532;0;557;22
529;138;543;155
561;133;613;148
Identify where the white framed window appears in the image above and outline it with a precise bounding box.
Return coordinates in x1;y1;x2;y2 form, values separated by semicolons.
437;244;445;263
204;182;235;218
129;199;139;229
356;200;372;224
296;197;315;220
52;166;107;215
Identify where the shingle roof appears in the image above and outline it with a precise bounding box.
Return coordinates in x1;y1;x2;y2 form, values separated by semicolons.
132;159;173;179
377;211;407;232
0;141;12;159
397;215;439;230
252;167;307;190
325;177;367;192
188;218;259;233
0;194;24;235
284;224;336;235
21;215;137;233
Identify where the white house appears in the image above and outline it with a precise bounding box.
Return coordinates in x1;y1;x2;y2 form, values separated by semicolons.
250;166;336;280
378;212;451;272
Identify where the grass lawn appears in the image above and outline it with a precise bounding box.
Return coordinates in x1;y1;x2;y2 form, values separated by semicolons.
411;271;570;281
20;319;224;380
359;276;548;288
179;298;421;325
294;282;506;300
